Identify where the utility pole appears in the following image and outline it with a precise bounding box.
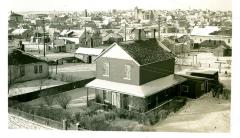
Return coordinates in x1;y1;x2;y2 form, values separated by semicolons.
158;15;161;41
124;22;127;42
85;9;87;47
42;18;46;57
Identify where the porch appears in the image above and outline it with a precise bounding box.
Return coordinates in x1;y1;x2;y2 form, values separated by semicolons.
85;74;187;112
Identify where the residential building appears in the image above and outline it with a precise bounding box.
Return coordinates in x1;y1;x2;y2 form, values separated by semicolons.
86;38;189;112
8;48;49;84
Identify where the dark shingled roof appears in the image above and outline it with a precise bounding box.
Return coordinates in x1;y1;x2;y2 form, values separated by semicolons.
118;39;175;65
8;49;46;65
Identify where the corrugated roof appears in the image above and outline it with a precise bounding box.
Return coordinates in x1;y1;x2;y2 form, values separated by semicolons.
191;26;220;36
75;47;104;56
86;74;187;98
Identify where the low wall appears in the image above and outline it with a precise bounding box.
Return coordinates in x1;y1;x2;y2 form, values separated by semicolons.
88;96;187;125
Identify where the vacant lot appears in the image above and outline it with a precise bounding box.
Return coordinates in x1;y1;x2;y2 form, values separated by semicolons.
149;92;230;132
50;63;96;81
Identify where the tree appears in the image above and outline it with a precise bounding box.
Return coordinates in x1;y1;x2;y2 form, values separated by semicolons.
56;94;72;109
39;92;55;107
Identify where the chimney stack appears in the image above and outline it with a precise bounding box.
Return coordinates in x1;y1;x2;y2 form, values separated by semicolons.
138;29;141;40
153;29;156;39
19;40;25;51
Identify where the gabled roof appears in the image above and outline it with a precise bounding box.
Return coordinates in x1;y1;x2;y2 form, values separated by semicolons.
102;33;123;41
191;26;220;36
53;39;65;46
118;39;175;65
12;29;28;35
8;49;47;65
95;39;175;65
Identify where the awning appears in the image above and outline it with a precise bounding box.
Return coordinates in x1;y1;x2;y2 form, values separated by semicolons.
75;47;104;56
86;74;187;98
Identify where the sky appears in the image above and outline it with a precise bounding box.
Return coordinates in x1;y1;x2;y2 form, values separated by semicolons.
8;0;231;11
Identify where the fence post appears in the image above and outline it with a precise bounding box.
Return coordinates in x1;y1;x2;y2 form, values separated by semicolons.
62;119;67;130
76;123;80;130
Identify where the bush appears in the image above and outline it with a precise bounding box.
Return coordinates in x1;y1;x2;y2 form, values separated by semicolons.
56;94;72;109
147;112;160;125
104;111;116;121
8;100;20;107
39;92;55;107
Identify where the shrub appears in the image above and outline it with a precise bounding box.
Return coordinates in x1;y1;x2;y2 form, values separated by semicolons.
56;94;72;109
104;111;116;121
88;113;110;131
39;92;55;107
8;100;20;107
95;94;102;103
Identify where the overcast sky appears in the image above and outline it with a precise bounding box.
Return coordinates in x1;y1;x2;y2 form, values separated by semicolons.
9;0;231;11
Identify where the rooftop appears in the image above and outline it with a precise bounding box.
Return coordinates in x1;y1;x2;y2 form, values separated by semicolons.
8;49;46;65
118;39;175;65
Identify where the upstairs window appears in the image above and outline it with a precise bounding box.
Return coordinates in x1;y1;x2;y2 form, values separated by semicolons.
39;65;43;73
34;65;38;74
20;66;25;77
182;85;189;93
228;39;231;44
124;64;131;80
103;62;109;77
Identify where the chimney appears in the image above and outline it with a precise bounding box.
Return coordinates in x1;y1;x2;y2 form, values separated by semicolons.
19;41;25;51
153;29;156;39
138;29;141;40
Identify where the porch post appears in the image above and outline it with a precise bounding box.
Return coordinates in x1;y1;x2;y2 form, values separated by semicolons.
87;87;89;107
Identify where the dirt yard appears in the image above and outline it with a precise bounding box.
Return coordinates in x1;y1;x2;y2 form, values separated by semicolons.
149;92;230;132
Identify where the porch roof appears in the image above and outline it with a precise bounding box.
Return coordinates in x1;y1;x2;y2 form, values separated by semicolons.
86;74;187;98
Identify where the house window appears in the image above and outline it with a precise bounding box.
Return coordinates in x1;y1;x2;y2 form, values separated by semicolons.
124;64;131;80
103;62;109;77
39;65;43;73
20;66;25;76
103;90;111;103
209;39;211;43
182;85;189;93
228;39;231;43
214;40;216;45
34;65;38;74
219;40;221;44
200;38;202;42
201;83;205;91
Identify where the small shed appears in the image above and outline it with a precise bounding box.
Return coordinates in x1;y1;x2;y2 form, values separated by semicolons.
75;47;104;63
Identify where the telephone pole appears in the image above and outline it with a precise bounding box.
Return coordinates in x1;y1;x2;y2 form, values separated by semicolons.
85;9;87;47
158;15;161;41
42;18;46;57
124;22;127;42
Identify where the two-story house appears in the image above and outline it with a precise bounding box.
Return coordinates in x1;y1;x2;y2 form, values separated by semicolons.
86;38;187;112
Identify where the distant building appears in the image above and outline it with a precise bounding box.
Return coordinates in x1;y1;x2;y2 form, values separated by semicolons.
190;26;232;48
102;33;123;44
9;12;23;23
134;7;154;21
8;48;49;84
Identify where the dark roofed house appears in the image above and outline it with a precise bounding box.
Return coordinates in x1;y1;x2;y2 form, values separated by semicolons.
102;33;123;44
8;48;49;84
86;38;189;112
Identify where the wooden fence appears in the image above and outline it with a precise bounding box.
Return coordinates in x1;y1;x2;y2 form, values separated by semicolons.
9;77;95;102
9;107;63;130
